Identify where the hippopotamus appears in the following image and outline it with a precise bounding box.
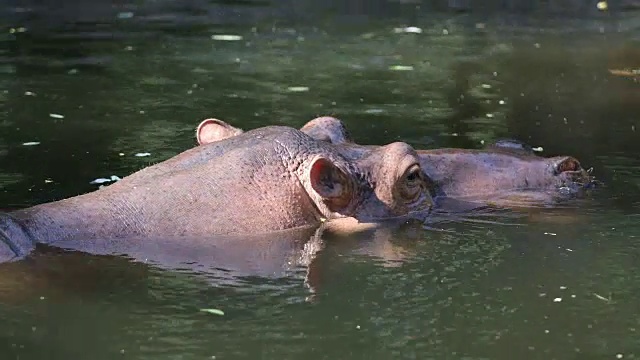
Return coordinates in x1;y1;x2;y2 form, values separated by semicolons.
195;116;597;210
0;125;435;264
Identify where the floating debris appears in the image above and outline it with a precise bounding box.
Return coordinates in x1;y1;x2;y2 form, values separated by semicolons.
389;65;413;71
609;69;640;77
544;232;556;236
364;108;384;114
393;26;422;34
211;34;243;41
44;179;53;184
287;86;309;92
597;1;608;10
553;297;562;302
9;27;27;34
594;292;612;303
117;12;134;19
532;146;544;152
90;175;121;185
90;178;112;185
49;113;64;119
134;152;151;157
22;141;40;146
200;308;225;316
24;91;36;96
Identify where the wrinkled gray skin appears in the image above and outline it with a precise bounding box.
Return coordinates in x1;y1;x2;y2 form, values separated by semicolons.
197;116;597;210
0;125;434;263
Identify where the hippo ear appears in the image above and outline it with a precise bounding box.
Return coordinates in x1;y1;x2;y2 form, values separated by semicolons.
196;118;244;145
553;156;582;174
309;157;353;212
300;116;353;144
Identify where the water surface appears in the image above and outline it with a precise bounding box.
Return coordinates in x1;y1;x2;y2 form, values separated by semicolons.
2;2;640;359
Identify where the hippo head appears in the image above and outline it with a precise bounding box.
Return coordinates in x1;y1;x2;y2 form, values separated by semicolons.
197;119;435;223
196;116;598;209
291;117;598;199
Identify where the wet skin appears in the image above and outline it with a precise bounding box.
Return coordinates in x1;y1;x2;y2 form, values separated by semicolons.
0;125;435;263
196;116;598;211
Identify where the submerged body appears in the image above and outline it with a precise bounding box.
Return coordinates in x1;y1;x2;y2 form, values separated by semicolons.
197;117;597;210
0;125;434;263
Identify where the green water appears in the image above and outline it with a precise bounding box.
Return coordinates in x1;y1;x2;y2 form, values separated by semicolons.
2;3;640;359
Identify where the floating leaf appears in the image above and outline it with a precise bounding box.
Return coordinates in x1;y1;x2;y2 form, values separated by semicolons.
90;178;113;185
22;142;40;146
200;308;225;316
49;113;64;119
117;12;134;19
389;65;413;71
608;69;639;77
134;152;151;157
211;35;242;41
287;86;309;92
393;26;422;34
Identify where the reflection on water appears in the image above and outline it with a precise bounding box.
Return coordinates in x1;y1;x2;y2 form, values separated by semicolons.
2;1;640;359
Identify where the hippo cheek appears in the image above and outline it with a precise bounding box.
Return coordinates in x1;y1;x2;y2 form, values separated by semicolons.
350;197;396;223
354;174;435;223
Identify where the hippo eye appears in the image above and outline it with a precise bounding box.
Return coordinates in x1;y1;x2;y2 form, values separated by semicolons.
404;165;422;185
400;164;424;202
406;168;420;182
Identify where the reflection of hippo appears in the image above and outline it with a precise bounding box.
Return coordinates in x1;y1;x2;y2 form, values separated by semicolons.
0;125;434;263
196;116;597;210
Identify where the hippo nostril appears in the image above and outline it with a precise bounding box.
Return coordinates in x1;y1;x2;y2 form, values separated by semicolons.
553;157;582;175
